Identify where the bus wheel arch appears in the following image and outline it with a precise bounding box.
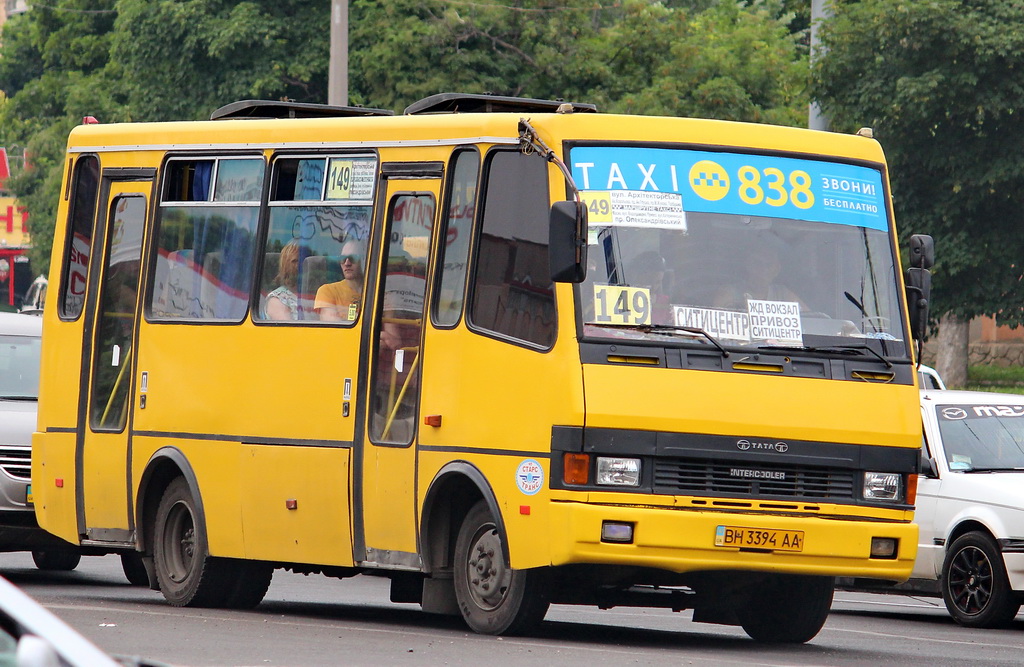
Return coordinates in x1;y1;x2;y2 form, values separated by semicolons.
135;449;202;590
420;462;506;575
137;452;201;553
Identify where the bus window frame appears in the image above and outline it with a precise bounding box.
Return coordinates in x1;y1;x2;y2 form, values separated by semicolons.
57;154;101;322
561;139;910;360
145;153;267;325
367;190;437;447
464;146;557;352
253;150;380;327
430;146;480;331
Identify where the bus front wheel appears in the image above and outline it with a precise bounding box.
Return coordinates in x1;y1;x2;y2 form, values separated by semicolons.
738;574;833;643
453;500;549;635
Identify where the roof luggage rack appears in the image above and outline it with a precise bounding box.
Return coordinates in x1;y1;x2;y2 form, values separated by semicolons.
404;93;597;115
211;99;394;120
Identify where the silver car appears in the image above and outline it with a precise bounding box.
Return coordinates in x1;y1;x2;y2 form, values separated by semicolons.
0;312;82;570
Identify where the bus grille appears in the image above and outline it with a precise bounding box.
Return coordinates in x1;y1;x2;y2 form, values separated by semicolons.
653;458;856;500
0;446;31;481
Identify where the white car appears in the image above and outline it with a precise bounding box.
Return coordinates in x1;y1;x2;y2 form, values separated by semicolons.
842;388;1024;627
913;389;1024;627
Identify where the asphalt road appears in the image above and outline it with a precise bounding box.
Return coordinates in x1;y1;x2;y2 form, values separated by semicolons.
2;551;1023;667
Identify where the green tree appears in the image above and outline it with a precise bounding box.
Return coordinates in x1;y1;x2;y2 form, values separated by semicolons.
349;0;808;121
0;0;123;273
812;0;1024;385
598;0;808;124
111;0;330;121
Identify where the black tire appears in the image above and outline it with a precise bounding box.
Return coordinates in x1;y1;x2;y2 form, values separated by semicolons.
223;560;274;609
31;547;81;571
453;500;549;635
121;552;150;586
153;477;231;607
942;531;1020;628
738;574;833;643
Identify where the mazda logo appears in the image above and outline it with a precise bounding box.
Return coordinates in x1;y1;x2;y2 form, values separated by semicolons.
941;407;968;420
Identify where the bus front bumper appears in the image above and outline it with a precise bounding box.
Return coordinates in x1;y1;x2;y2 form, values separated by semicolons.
547;500;917;582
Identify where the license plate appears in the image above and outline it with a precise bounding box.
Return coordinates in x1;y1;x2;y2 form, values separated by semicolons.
26;484;33;504
715;525;804;552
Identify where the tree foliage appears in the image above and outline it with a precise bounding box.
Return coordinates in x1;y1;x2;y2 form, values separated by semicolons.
111;0;330;121
1;0;810;273
812;0;1024;326
0;0;123;271
349;0;807;122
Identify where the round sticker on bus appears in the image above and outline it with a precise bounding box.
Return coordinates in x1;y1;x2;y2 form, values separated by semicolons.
516;459;544;496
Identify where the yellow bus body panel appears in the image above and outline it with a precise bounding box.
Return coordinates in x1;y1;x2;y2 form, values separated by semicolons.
583;364;920;448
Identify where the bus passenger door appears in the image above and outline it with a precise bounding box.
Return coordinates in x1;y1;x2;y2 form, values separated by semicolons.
77;176;152;543
358;169;440;567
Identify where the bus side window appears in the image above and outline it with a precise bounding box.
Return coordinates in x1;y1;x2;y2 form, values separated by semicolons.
59;155;100;319
259;155;375;323
150;157;264;321
432;148;479;327
468;150;554;348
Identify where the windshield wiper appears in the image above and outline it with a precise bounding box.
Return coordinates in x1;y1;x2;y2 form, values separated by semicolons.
756;343;893;368
961;467;1024;474
588;323;730;357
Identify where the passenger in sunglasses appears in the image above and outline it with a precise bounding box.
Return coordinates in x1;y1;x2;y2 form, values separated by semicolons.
314;240;365;322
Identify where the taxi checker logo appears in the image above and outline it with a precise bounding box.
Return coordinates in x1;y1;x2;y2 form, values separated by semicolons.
689;160;730;201
516;459;544;496
941;407;968;420
737;439;789;453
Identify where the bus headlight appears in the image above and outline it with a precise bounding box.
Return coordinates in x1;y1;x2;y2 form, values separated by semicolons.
863;472;902;502
596;457;641;487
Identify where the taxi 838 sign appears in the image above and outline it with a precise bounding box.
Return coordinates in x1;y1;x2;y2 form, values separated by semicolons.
571;146;887;232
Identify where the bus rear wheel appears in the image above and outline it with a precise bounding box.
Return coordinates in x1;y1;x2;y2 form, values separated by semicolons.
453;500;549;636
738;574;833;643
153;477;231;607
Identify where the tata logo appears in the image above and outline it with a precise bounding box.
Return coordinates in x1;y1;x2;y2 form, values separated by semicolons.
736;439;789;453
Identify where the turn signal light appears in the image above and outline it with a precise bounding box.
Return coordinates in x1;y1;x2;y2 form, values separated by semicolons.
563;453;590;485
906;474;918;506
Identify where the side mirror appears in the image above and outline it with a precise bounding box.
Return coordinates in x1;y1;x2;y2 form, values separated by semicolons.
920;455;938;479
549;200;588;283
909;234;934;269
17;634;63;666
905;267;931;341
905;234;933;341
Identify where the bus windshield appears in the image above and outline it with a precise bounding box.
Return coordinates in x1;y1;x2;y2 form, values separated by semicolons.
572;145;907;357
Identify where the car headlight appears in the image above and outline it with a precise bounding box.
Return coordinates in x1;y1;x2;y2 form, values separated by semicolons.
596;457;641;487
863;471;902;502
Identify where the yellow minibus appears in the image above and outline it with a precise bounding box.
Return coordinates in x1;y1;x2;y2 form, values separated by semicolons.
32;93;932;643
